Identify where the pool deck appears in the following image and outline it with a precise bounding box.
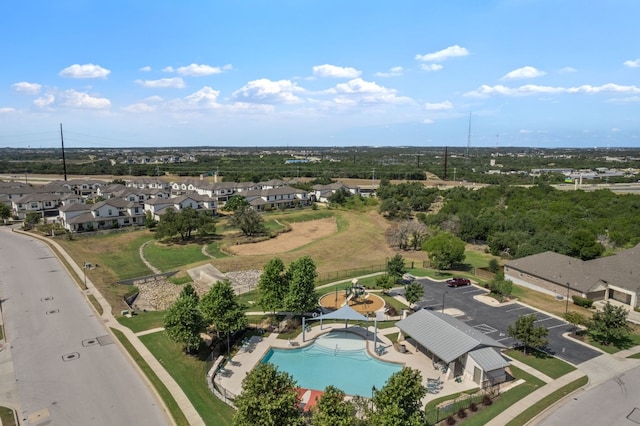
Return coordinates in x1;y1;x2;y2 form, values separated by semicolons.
214;322;478;405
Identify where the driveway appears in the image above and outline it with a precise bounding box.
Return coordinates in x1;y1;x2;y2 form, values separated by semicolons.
401;278;602;365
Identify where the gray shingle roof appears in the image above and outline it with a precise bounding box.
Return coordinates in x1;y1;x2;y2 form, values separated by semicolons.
396;310;505;364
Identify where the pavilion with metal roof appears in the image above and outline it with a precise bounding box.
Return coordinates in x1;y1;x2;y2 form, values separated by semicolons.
396;309;508;386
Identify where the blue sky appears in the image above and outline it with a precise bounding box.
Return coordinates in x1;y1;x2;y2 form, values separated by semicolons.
1;1;639;148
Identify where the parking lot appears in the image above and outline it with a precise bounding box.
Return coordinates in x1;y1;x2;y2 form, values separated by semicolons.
402;278;602;365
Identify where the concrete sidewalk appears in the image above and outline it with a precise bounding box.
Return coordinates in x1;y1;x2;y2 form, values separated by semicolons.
486;369;586;426
22;231;205;426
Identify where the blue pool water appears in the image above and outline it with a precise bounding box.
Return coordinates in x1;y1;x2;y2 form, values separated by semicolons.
261;331;402;396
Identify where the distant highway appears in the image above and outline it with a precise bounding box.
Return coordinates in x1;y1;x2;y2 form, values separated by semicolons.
0;227;169;425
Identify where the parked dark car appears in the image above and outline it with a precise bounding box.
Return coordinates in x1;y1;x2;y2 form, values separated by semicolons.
446;277;471;287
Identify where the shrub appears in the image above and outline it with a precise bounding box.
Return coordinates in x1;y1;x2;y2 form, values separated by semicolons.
457;408;467;419
488;258;500;273
572;295;594;308
469;402;478;412
446;415;456;425
482;395;492;406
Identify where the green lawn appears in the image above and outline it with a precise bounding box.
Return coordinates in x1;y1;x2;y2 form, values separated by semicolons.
463;250;498;269
585;332;640;354
111;328;190;426
0;407;15;426
504;349;576;379
118;310;166;333
139;331;235;426
95;233;155;280
628;351;640;359
143;241;209;272
87;294;104;315
206;241;230;258
506;375;588;426
460;365;545;425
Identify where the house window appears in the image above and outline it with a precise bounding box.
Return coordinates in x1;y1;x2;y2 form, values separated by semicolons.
108;209;113;216
95;211;100;217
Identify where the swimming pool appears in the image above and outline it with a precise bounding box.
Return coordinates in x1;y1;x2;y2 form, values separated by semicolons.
261;330;402;396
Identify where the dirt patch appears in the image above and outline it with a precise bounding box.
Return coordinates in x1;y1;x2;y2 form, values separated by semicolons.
229;218;338;255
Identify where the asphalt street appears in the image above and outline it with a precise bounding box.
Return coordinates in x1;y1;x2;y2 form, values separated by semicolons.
0;228;169;425
538;364;640;425
404;278;602;365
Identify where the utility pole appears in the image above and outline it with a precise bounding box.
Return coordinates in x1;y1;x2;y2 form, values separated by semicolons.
60;123;68;181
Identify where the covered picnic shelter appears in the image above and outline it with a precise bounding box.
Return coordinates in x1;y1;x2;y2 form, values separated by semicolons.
396;310;509;386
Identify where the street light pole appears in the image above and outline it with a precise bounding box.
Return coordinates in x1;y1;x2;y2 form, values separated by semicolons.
442;291;448;313
565;282;570;313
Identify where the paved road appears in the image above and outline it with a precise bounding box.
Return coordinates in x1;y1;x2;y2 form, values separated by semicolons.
405;278;602;365
537;364;640;426
0;228;169;425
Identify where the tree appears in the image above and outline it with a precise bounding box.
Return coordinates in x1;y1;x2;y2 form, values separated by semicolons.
563;311;586;335
588;302;631;346
404;282;424;308
163;285;206;354
386;254;407;283
487;272;513;301
229;205;266;237
233;363;304;426
375;274;394;294
155;207;216;241
200;279;247;355
284;256;318;315
0;203;11;222
25;211;41;226
258;258;289;314
422;232;466;270
144;211;157;229
311;386;355;426
507;314;549;354
372;367;427;426
223;194;250;211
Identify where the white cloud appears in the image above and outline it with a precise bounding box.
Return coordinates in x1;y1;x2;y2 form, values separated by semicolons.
162;66;175;73
420;64;443;72
374;66;404;77
422;119;434;124
607;95;640;103
312;64;361;78
465;83;640;97
559;67;577;73
34;93;55;108
139;66;152;72
62;90;111;109
519;129;532;134
122;103;156;113
611;128;620;132
624;59;640;68
501;66;546;80
135;78;185;88
175;87;221;109
425;100;452;110
176;63;232;76
59;63;111;79
0;107;16;113
144;95;164;103
326;78;413;105
415;45;469;62
232;79;303;104
13;82;42;95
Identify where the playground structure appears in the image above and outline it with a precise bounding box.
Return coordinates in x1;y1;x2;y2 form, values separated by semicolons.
318;279;385;315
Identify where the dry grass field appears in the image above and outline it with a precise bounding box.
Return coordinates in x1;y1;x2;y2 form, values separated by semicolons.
212;209;424;275
54;208;429;312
